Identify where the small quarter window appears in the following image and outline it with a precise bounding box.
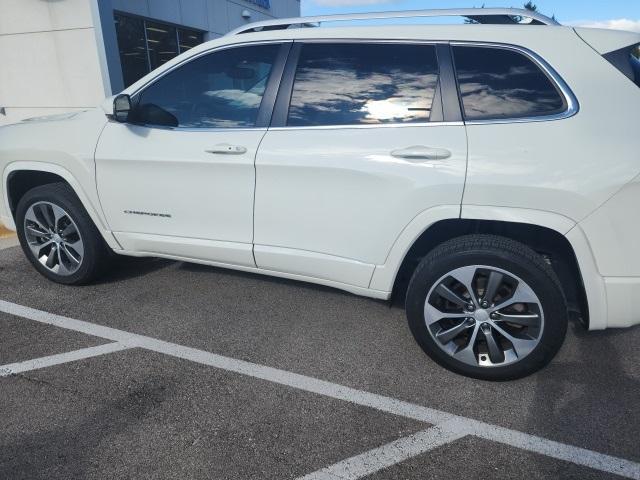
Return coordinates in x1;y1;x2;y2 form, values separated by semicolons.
287;43;440;127
452;46;567;121
604;43;640;88
131;44;280;128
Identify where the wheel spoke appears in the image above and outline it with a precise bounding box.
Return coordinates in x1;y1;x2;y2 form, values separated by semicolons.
60;244;81;265
449;266;478;305
45;245;58;268
493;312;540;327
434;283;469;308
66;239;84;258
56;249;70;275
481;324;505;363
452;323;480;365
424;303;469;325
483;271;503;305
26;225;48;237
491;281;538;311
25;209;48;233
51;204;67;231
436;319;474;344
61;223;76;237
35;239;54;256
38;204;56;230
491;323;538;359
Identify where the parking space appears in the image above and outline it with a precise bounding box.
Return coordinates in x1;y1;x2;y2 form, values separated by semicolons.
1;241;639;479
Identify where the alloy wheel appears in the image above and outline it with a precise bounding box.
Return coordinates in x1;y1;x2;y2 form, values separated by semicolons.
424;265;544;368
23;201;85;276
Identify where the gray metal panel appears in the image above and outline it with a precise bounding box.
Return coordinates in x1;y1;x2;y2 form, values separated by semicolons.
112;0;149;17
148;0;181;24
94;0;125;94
227;3;273;31
206;0;229;35
179;0;208;30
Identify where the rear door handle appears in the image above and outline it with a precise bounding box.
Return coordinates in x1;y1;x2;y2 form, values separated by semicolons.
391;146;452;160
206;144;247;155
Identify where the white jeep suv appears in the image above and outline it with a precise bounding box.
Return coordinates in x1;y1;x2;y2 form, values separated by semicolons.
1;9;639;380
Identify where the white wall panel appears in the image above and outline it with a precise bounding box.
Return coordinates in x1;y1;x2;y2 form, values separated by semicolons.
0;29;104;108
0;0;93;35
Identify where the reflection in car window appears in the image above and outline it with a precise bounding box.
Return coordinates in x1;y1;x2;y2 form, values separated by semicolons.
452;46;566;120
288;43;439;126
132;44;280;128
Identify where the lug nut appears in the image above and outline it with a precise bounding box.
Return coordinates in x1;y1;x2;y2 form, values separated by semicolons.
481;301;489;308
466;304;475;312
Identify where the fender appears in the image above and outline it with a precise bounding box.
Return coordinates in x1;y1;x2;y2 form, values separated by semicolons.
463;205;607;329
369;205;460;292
370;204;608;330
3;162;121;250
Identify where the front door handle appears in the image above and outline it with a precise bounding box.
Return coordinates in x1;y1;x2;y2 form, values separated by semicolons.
206;144;247;155
391;146;452;160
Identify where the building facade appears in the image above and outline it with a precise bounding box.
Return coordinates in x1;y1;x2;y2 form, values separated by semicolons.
0;0;300;125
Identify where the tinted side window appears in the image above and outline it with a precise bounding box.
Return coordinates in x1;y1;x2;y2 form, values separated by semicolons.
132;44;280;128
288;43;439;126
453;46;567;121
604;43;640;88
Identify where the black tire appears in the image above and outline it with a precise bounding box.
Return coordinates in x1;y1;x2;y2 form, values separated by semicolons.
406;234;567;381
16;182;111;285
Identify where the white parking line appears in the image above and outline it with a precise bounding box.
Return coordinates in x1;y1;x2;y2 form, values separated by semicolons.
1;299;639;480
297;420;470;480
0;342;131;377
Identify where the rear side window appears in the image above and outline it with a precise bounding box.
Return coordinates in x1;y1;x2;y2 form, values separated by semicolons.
287;43;439;126
604;44;640;88
452;46;567;121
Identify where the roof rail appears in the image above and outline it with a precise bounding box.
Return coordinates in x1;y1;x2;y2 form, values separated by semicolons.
226;8;560;36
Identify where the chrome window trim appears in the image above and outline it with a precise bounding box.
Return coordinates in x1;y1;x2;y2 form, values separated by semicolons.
127;38;579;132
450;41;580;125
120;124;270;133
268;121;464;132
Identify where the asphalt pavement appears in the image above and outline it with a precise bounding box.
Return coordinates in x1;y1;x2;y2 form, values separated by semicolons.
0;238;638;479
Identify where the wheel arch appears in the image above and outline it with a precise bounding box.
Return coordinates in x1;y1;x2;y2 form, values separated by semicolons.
3;162;120;250
371;206;597;328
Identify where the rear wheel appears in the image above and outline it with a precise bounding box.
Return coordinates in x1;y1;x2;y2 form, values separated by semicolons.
16;182;111;285
406;234;567;380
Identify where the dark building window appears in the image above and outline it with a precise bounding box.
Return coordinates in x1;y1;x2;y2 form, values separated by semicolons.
114;13;204;87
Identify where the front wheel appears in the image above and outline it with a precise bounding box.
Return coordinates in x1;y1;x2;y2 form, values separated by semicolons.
16;182;111;285
406;235;567;381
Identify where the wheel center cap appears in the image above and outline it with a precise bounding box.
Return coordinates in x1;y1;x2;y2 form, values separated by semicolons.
52;234;62;244
474;309;490;322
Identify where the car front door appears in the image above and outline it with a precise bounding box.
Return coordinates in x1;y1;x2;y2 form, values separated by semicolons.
254;42;468;288
96;42;288;267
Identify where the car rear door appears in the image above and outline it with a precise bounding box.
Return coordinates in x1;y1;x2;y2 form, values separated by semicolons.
253;41;468;288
